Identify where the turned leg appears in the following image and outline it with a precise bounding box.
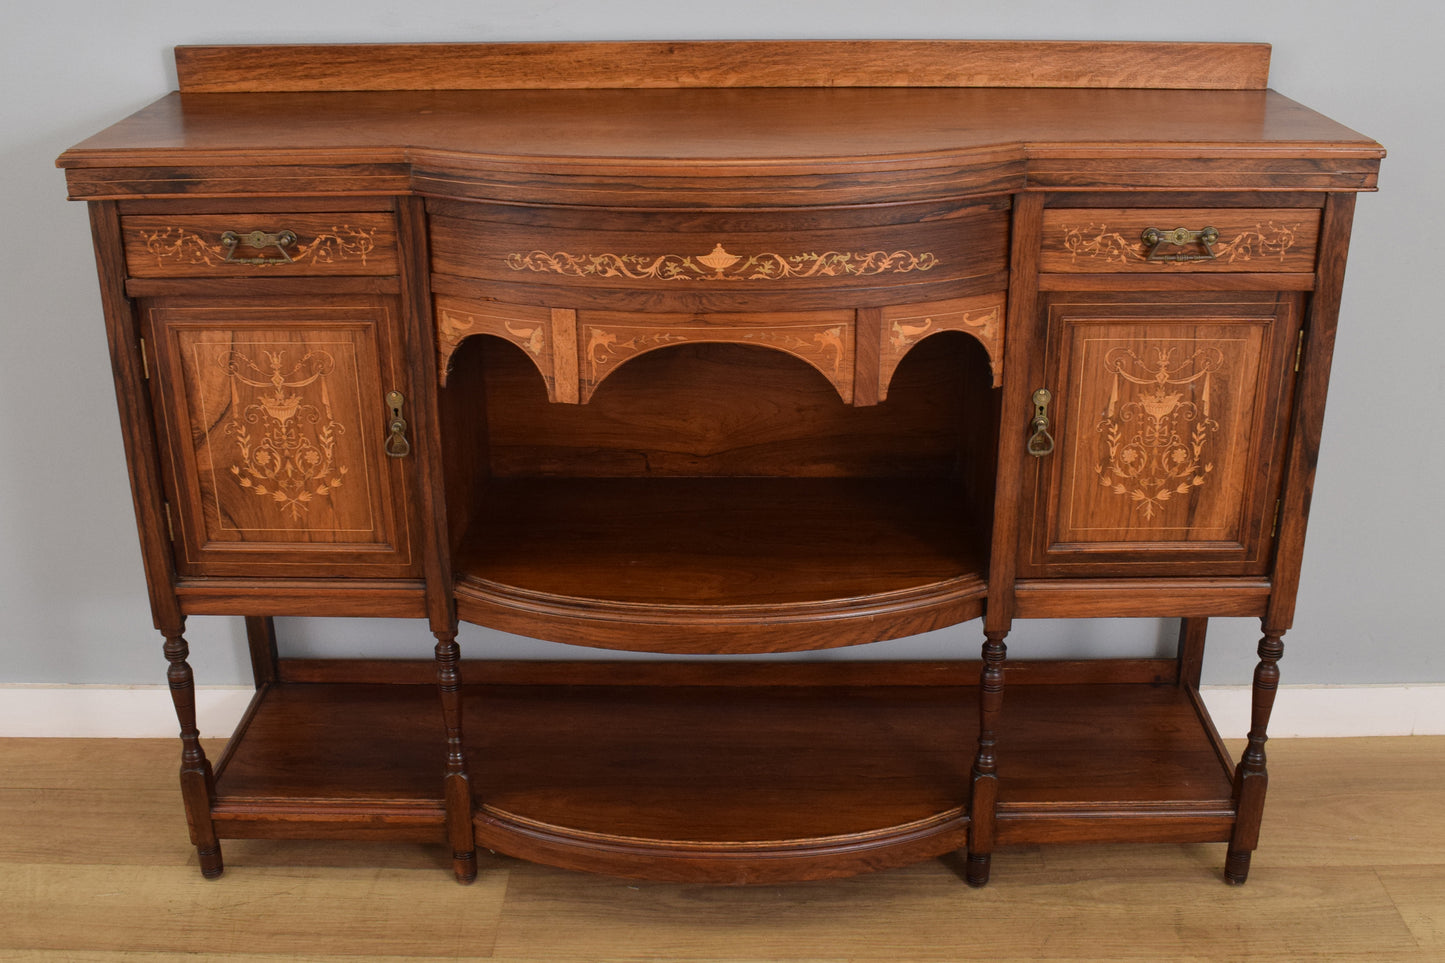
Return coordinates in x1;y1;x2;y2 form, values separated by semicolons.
966;629;1008;886
1225;629;1286;884
163;628;222;878
435;631;477;883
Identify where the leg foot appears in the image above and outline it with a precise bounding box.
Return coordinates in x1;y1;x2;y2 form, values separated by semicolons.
453;851;478;884
1224;849;1252;885
198;844;225;879
965;852;992;887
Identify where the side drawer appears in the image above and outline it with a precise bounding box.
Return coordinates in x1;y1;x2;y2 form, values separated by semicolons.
1040;208;1320;273
121;212;398;278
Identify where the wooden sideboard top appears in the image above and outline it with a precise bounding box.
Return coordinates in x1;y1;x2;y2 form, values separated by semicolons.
57;42;1382;201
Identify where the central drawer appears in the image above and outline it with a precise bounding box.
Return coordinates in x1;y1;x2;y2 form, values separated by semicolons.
427;199;1010;313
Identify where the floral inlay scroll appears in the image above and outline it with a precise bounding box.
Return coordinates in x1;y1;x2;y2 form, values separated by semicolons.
878;296;1006;394
435;303;558;397
138;225;380;268
507;243;939;282
1061;222;1299;266
219;349;348;521
580;319;853;403
1094;345;1225;519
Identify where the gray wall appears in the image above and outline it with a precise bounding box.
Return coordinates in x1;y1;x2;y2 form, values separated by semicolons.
3;1;1439;689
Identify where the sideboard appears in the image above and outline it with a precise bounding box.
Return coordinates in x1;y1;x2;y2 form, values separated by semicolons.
57;40;1383;886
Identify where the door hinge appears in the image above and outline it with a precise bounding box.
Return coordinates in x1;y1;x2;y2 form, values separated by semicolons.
163;501;175;542
1295;329;1305;373
1271;498;1282;539
139;337;151;380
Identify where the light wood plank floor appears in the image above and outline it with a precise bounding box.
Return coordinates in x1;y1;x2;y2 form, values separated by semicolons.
1;736;1441;961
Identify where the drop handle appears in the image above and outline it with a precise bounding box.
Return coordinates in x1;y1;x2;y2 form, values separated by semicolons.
384;390;411;458
1027;388;1055;458
220;228;298;265
1141;225;1220;262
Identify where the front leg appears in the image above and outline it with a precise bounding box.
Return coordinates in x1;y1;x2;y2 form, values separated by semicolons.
434;630;477;883
1225;628;1285;884
966;629;1008;886
163;628;222;878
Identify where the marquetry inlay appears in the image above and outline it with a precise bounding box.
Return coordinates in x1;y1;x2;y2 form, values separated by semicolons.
436;301;559;393
136;225;380;268
1093;345;1225;519
579;315;854;402
1061;222;1300;266
215;347;349;521
878;295;1006;394
506;243;939;282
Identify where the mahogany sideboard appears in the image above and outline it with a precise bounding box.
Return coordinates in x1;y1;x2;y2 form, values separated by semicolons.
57;40;1383;886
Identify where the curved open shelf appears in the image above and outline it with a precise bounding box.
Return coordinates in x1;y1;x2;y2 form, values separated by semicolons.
463;678;975;882
454;476;988;652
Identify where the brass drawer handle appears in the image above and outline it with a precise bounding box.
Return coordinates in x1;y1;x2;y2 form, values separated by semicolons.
384;390;411;458
220;229;299;265
1141;225;1220;262
1027;388;1055;457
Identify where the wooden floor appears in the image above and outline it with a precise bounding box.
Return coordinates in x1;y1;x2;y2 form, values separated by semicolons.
1;736;1441;961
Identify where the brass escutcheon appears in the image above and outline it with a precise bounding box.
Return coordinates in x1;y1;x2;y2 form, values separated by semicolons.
1027;388;1055;457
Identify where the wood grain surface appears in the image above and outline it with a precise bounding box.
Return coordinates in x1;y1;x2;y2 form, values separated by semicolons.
58;86;1381;202
174;41;1274;92
3;735;1439;960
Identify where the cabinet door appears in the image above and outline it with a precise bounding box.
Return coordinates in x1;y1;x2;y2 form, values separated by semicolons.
144;298;419;578
1022;292;1301;577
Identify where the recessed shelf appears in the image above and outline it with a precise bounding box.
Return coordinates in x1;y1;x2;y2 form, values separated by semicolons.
453;476;988;651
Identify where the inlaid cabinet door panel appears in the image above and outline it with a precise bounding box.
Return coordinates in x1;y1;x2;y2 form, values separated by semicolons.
1022;292;1301;577
144;298;418;578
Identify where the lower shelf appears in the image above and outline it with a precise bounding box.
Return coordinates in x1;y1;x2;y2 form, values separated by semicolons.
209;661;1238;881
210;683;446;840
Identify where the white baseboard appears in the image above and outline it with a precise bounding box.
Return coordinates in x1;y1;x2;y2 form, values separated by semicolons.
0;683;1441;739
1199;684;1445;738
0;685;257;738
